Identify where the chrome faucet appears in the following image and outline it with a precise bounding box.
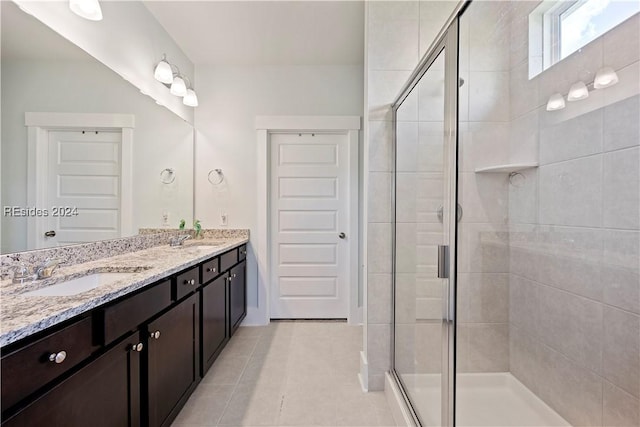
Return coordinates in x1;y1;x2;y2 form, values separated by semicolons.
169;234;191;247
35;258;64;279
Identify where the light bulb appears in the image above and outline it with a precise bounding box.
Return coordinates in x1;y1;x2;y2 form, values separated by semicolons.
170;76;187;97
546;93;566;111
183;89;199;107
567;81;589;102
594;67;619;89
154;60;173;84
69;0;103;21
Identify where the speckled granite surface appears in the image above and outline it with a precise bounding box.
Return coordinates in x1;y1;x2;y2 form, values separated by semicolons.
0;236;248;347
0;231;185;280
139;228;250;239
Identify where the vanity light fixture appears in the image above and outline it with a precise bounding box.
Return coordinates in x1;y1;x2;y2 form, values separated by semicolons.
153;55;197;107
546;93;566;111
183;89;199;107
154;55;173;84
69;0;103;21
593;67;619;89
567;81;589;102
170;76;187;97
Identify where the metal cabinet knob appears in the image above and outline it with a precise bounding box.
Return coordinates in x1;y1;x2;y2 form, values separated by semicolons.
131;342;144;352
150;330;161;339
48;351;66;364
184;279;196;285
338;232;346;239
206;267;216;273
241;250;247;255
232;273;236;278
228;276;232;282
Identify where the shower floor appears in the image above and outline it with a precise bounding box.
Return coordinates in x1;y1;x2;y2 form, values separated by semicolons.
399;372;570;426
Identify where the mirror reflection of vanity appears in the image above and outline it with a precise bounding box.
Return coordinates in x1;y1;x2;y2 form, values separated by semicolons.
0;1;194;254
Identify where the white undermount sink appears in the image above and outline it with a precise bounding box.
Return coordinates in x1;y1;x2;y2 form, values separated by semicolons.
23;273;134;297
182;245;218;255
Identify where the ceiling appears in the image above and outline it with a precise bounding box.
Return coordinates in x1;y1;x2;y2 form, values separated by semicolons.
143;1;365;66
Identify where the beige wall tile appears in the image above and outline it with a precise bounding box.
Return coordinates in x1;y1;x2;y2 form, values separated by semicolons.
603;381;640;427
368;121;393;172
537;285;603;374
603;230;640;315
458;272;509;323
368;172;392;223
466;323;510;372
539;156;603;227
469;71;510;122
603;14;640;71
603;147;640;230
603;306;640;398
368;19;420;71
367;223;392;273
367;273;392;324
539;108;603;165
604;95;640;152
537;344;603;426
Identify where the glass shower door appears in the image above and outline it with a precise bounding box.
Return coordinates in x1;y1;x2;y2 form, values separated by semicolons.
392;20;458;427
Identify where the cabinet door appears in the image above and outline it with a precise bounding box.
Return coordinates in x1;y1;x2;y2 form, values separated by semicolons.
146;293;200;427
201;275;227;376
229;260;246;335
2;331;142;427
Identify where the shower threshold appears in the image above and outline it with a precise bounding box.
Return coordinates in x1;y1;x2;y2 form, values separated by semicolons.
399;372;570;426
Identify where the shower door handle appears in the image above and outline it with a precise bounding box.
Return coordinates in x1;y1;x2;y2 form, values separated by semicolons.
437;245;449;279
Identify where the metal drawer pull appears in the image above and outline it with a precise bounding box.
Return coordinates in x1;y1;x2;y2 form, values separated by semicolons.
184;279;196;285
232;273;236;278
206;267;216;273
48;351;67;364
241;250;247;255
150;330;161;339
131;343;144;352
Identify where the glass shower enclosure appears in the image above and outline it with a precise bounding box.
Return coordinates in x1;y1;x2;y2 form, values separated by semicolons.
391;1;640;426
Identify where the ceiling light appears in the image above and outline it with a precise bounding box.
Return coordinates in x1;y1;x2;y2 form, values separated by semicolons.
69;0;103;21
183;89;199;107
170;76;187;97
546;93;566;111
154;57;173;84
593;67;619;89
567;81;589;102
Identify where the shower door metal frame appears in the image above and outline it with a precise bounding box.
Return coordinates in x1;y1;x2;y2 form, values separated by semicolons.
390;4;465;425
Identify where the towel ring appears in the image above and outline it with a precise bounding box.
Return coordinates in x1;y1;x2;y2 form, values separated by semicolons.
208;169;225;185
160;168;175;184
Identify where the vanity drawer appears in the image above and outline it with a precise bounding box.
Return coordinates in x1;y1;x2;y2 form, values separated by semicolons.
100;279;172;346
1;316;97;412
220;249;238;272
175;265;200;300
201;257;220;284
238;245;247;261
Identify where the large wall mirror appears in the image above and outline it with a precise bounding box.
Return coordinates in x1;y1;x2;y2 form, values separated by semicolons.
1;1;194;254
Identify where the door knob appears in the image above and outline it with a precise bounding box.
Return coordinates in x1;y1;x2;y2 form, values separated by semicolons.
338;232;346;239
44;230;56;237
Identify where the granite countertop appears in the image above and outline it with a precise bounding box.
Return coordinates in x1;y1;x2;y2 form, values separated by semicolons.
0;237;248;347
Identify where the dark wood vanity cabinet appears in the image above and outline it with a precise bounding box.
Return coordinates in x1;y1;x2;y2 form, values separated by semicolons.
229;260;247;335
200;275;228;375
145;293;200;427
1;243;247;427
2;331;142;427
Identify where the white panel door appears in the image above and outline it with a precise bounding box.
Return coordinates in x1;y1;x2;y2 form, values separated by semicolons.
45;130;122;246
270;132;350;318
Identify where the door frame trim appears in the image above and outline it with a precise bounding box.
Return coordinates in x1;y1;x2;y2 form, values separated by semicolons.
254;116;361;325
25;112;135;249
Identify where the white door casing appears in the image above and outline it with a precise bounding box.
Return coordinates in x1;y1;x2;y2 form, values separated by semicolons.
46;130;122;247
270;132;349;318
26;112;134;250
255;116;360;325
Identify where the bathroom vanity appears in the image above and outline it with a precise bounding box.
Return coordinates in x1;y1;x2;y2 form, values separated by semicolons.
0;239;247;427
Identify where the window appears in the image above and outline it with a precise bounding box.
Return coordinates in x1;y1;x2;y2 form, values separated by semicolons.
529;0;640;78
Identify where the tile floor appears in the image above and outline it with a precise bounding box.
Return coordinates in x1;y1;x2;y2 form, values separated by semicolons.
172;321;396;427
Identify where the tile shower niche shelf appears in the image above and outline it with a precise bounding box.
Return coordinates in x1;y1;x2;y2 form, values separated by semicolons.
474;163;538;173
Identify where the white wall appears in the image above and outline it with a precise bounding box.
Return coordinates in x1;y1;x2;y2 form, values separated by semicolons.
194;64;364;324
1;58;193;253
12;0;195;123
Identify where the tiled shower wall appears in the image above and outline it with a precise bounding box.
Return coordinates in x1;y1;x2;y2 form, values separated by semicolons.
507;3;640;426
365;1;456;390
